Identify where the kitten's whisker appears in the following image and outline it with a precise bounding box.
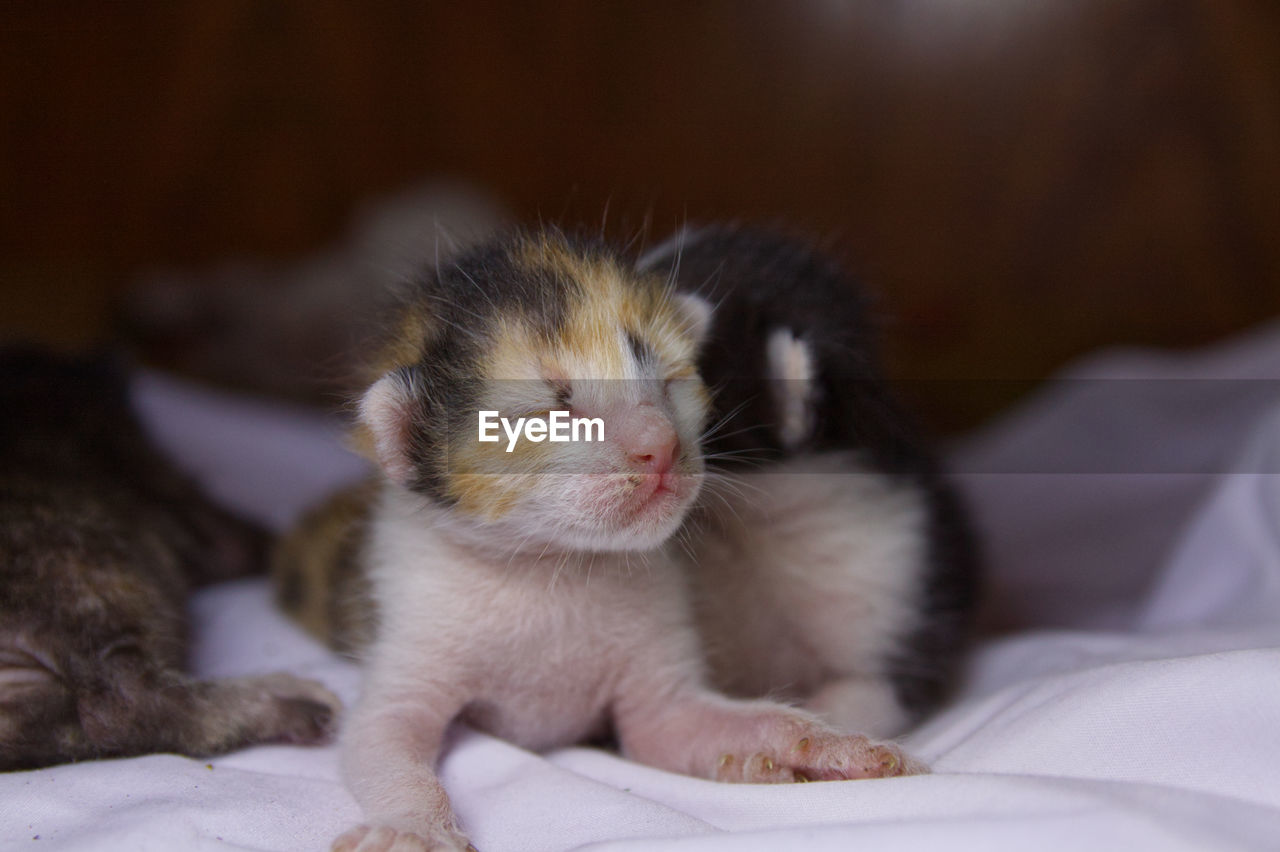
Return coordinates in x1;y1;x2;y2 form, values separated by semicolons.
700;424;778;446
452;262;499;315
699;450;771;466
699;484;748;527
699;397;756;444
700;473;767;513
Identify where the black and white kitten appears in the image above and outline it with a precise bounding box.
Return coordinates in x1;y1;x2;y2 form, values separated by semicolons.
640;224;979;736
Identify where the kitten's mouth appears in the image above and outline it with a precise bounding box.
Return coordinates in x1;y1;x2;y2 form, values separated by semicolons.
620;470;691;519
560;468;701;549
636;471;675;499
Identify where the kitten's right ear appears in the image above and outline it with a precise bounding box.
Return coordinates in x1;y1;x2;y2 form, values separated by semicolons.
358;368;419;486
674;292;714;348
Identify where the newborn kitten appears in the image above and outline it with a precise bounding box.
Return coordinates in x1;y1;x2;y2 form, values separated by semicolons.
0;347;340;771
639;224;979;737
279;229;926;852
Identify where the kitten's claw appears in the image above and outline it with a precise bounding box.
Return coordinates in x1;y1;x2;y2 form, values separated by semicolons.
716;750;796;783
714;731;928;784
332;824;474;852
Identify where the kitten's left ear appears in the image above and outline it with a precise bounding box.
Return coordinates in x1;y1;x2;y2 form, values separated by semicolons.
674;293;713;347
357;368;419;486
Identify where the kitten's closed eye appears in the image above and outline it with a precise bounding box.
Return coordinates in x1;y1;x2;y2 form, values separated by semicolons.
547;378;572;409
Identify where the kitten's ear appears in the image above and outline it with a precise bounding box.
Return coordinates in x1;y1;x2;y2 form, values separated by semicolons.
358;369;418;485
674;292;714;347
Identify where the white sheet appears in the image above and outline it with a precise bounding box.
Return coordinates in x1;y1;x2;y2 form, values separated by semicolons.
5;323;1280;851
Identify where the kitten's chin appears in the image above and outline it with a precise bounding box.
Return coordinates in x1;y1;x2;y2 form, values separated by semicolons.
582;472;703;551
557;519;684;553
438;468;703;554
514;474;698;554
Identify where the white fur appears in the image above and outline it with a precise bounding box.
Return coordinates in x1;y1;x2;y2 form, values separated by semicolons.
765;328;816;450
689;452;927;738
674;292;713;343
358;373;418;486
336;469;928;851
334;256;930;851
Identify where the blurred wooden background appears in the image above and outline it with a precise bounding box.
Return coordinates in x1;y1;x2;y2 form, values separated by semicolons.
2;1;1278;432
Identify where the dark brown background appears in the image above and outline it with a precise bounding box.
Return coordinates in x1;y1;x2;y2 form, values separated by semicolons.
3;1;1278;432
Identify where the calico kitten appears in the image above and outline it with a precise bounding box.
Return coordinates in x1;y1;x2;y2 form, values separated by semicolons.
0;347;340;771
281;225;979;737
639;224;978;736
277;229;926;852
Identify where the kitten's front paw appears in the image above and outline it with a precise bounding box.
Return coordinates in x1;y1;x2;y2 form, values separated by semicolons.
332;824;476;852
715;731;928;783
255;672;342;745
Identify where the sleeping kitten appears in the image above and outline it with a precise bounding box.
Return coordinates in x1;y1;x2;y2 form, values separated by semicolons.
276;229;926;852
639;224;978;737
280;225;979;737
0;347;340;771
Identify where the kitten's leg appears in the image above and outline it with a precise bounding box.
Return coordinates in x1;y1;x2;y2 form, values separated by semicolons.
80;669;341;757
616;685;927;784
804;676;912;740
0;646;338;769
334;677;474;852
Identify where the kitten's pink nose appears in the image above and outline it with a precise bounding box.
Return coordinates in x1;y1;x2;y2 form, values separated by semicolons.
618;406;680;475
630;438;678;475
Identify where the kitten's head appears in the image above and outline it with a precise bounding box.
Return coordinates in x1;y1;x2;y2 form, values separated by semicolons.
355;230;712;552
